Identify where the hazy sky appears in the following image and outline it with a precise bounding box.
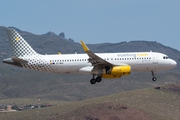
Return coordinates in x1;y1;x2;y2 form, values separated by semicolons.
1;0;180;50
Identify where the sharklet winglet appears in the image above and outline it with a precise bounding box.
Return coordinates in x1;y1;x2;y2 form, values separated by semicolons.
80;40;90;52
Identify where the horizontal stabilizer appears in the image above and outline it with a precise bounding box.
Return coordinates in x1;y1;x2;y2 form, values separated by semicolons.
3;57;28;67
11;56;28;64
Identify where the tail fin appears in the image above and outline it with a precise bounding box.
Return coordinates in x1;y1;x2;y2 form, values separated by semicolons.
6;28;38;57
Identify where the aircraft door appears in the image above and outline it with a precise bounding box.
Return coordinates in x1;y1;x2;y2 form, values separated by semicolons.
152;53;158;64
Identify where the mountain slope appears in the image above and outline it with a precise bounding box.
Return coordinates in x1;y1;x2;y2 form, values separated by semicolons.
0;26;180;101
0;87;180;120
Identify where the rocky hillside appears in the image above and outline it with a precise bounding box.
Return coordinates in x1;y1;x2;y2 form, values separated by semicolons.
0;26;180;101
1;26;180;64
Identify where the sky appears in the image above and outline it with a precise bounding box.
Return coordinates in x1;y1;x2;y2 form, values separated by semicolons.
1;0;180;50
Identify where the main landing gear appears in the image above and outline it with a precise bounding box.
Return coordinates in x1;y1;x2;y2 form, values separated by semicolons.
90;75;102;84
151;71;157;81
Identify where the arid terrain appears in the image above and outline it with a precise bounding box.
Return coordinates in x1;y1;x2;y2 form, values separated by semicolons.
0;84;180;120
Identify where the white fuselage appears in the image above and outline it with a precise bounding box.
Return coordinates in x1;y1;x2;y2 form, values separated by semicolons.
22;52;176;74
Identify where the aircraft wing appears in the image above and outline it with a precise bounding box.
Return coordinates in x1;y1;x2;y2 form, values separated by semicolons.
80;40;112;68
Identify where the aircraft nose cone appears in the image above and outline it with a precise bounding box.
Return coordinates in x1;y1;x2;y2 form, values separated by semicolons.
171;60;177;68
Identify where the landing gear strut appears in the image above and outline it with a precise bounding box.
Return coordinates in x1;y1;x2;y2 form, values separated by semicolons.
151;71;157;81
90;74;102;84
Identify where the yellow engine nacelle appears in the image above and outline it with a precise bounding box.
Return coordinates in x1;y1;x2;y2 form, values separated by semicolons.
102;65;131;79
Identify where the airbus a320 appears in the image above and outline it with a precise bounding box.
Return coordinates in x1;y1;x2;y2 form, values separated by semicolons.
3;28;177;84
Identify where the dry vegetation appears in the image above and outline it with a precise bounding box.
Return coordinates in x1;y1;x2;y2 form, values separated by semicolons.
0;85;180;120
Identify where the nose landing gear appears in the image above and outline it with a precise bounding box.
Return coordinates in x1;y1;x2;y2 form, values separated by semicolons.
151;71;157;81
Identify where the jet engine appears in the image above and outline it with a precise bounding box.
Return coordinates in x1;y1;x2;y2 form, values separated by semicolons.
102;65;131;78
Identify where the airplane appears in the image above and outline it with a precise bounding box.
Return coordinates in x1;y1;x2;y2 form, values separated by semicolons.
3;28;177;84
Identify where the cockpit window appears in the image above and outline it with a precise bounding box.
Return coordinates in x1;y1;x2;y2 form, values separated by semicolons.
163;56;169;59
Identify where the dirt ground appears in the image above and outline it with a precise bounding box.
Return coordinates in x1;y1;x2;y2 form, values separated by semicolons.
54;84;180;120
160;84;180;93
60;102;154;120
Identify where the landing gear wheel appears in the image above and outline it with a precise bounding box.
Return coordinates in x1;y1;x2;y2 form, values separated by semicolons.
90;78;96;84
96;76;102;83
152;77;157;81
